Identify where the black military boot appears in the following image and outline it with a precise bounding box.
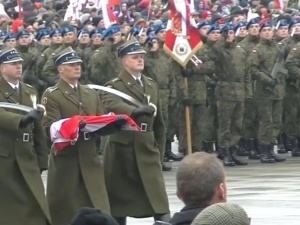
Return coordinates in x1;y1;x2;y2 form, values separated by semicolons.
203;142;214;153
245;139;260;159
237;138;249;156
229;145;248;165
165;141;183;161
277;133;286;154
268;143;286;162
259;142;275;163
287;135;300;157
218;147;235;167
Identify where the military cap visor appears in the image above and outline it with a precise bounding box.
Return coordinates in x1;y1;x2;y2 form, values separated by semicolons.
0;48;23;64
118;41;146;58
55;51;82;66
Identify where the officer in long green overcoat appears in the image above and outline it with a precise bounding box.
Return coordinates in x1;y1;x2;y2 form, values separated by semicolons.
0;47;51;225
41;47;120;225
102;39;170;225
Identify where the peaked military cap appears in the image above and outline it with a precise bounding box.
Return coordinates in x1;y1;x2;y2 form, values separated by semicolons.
246;18;260;29
221;23;234;34
3;33;15;42
197;20;210;30
118;39;146;58
275;19;289;30
259;20;273;32
101;25;121;41
16;30;29;40
207;24;221;34
154;23;167;34
89;28;102;38
50;29;62;38
61;25;75;36
0;47;23;64
54;47;82;66
36;29;50;41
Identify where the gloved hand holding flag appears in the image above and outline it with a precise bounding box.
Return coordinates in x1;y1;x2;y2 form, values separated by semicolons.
50;113;140;151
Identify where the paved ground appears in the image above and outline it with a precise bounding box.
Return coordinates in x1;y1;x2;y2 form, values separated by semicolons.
42;147;300;225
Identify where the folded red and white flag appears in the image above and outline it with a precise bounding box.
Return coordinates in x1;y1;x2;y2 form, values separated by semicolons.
50;113;140;151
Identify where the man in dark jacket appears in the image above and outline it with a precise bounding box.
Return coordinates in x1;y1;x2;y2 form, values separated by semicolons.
169;152;227;225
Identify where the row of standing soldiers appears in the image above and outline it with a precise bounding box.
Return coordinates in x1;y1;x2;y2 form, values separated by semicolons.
7;16;300;167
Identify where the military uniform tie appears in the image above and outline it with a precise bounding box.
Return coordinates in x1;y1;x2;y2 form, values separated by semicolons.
136;78;143;87
14;86;19;93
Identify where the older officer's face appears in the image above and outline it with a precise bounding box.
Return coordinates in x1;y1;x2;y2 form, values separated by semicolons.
123;54;144;72
58;63;81;80
0;61;22;80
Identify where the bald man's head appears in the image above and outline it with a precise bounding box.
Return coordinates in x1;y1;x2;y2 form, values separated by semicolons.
176;152;226;205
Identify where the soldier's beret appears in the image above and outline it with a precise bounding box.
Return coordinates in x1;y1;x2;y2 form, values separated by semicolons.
50;29;62;38
70;207;119;225
118;39;146;58
61;25;75;36
197;20;210;30
16;30;29;40
129;26;142;37
77;29;89;38
246;18;260;29
3;33;15;42
89;28;102;38
0;30;8;38
154;23;167;34
207;24;221;34
289;18;300;29
234;21;247;32
220;23;234;34
275;19;289;30
145;34;157;45
192;203;249;225
146;25;156;36
100;25;121;41
36;29;50;41
54;46;82;66
0;47;23;64
259;20;273;32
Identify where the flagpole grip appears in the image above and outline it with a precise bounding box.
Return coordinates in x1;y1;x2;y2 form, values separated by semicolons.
184;76;192;155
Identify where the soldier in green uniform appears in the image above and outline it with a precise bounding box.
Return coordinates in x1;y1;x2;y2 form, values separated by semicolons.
76;29;90;52
280;18;300;155
197;24;221;153
43;26;83;87
3;33;16;48
143;34;182;170
102;39;170;225
0;47;50;225
197;20;210;43
239;18;261;159
37;29;62;89
207;23;251;166
42;47;126;225
234;21;247;43
248;21;286;163
88;25;123;85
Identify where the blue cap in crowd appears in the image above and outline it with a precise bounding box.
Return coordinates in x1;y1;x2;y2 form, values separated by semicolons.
221;23;234;34
36;29;50;41
0;47;23;64
118;39;146;58
101;25;121;41
259;20;273;32
0;31;8;38
289;18;300;29
145;34;157;45
54;47;82;66
197;20;210;30
234;21;247;32
50;29;62;38
130;26;142;37
246;18;260;30
61;26;75;36
77;29;89;38
3;33;15;42
16;30;29;40
275;19;289;30
154;23;166;34
146;25;156;36
207;24;221;34
89;28;102;38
